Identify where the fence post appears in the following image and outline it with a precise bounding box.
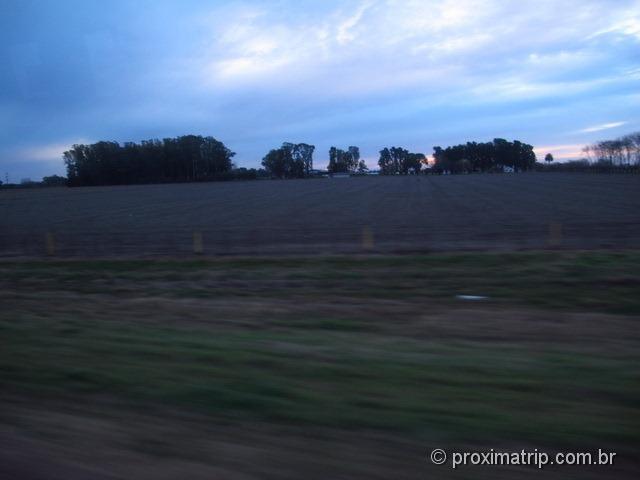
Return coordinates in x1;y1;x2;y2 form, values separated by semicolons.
548;222;563;247
193;231;204;255
45;232;56;256
361;225;374;251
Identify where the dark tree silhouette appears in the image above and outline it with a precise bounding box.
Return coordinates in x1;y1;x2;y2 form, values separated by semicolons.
262;148;288;179
582;131;640;165
328;146;360;173
378;147;424;174
64;136;235;186
42;175;67;186
432;139;536;173
262;142;316;179
545;153;554;163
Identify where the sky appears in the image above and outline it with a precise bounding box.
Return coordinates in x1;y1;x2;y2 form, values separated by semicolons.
1;0;639;181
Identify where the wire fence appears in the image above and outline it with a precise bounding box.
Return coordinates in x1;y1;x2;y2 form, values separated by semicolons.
2;220;638;258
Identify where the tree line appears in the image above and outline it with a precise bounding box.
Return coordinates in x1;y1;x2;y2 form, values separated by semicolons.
535;131;640;173
534;160;640;174
432;139;537;173
582;131;640;165
64;135;237;186
26;132;637;188
261;144;370;177
59;136;538;186
0;174;68;189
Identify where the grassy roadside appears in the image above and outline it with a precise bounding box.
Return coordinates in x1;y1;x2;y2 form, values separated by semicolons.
1;318;638;446
1;251;639;450
2;250;640;313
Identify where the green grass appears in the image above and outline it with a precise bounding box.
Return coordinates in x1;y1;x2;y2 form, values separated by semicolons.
1;251;639;448
2;251;640;313
0;316;638;446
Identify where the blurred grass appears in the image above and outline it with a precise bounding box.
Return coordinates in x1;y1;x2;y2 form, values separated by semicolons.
1;317;638;447
1;251;639;448
1;251;640;313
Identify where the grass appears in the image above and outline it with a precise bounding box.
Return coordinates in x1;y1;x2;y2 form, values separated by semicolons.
2;251;640;313
1;251;639;449
2;317;638;446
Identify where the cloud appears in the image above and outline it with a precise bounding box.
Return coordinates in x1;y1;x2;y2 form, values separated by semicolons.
192;0;640;99
336;1;373;44
17;140;92;164
534;144;586;160
2;0;640;178
589;17;640;41
578;122;627;133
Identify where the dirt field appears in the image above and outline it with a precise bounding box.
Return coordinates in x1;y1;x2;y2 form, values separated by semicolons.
2;173;639;257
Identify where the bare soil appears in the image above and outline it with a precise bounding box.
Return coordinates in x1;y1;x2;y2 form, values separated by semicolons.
2;174;639;257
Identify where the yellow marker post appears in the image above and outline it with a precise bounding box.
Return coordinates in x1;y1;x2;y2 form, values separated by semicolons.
193;231;204;255
548;222;563;247
362;225;374;250
45;232;56;256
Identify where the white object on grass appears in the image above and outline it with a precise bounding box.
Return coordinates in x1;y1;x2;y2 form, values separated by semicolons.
456;295;489;300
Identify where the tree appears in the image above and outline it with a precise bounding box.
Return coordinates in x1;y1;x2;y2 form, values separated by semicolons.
432;139;537;173
200;136;236;177
389;147;406;174
328;146;360;173
262;148;289;179
378;148;394;174
42;175;67;187
403;153;425;174
262;142;316;179
64;135;235;186
492;138;512;170
379;147;426;174
294;143;315;175
283;142;315;177
583;131;640;165
512;140;536;171
347;146;360;172
545;153;554;163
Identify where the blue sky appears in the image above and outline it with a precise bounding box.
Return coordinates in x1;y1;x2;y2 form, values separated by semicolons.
1;0;639;180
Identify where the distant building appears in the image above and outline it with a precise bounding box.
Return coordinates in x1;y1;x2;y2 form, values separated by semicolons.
309;169;329;177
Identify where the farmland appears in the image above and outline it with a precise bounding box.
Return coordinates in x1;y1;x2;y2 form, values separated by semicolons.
2;173;640;257
1;174;640;479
